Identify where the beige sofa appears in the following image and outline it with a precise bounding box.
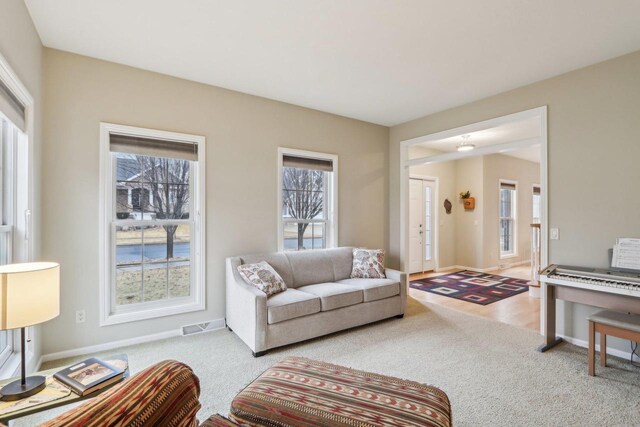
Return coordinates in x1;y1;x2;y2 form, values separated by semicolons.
225;247;407;356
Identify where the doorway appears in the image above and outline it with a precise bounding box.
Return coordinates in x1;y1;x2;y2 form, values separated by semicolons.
399;106;548;334
409;178;436;273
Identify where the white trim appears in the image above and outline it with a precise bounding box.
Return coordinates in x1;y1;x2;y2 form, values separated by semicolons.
559;334;633;361
501;260;530;268
538;107;549;335
409;174;439;272
40;328;184;363
0;53;36;375
498;178;518;259
452;265;500;273
99;123;206;326
402;108;543;147
277;147;338;252
431;262;530;273
434;265;459;273
399;106;549;336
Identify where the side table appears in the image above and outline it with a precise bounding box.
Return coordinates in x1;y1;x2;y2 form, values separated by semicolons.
0;354;129;425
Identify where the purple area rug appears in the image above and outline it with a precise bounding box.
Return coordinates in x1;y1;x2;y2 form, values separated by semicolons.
410;270;529;305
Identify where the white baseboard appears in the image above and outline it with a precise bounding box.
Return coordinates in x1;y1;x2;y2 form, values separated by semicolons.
559;334;633;361
501;260;530;268
452;265;500;273
35;355;44;372
40;328;183;363
434;265;458;273
442;262;531;273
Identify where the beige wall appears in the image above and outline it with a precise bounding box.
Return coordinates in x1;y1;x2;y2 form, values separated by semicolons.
0;0;43;372
391;50;640;352
483;154;540;269
453;157;485;268
41;49;389;355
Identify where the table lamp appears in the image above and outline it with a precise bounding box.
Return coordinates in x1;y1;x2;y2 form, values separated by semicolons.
0;262;60;401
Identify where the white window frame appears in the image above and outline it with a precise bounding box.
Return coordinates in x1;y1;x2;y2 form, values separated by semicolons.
277;147;338;252
499;179;518;259
0;52;35;379
99;123;206;326
532;183;541;224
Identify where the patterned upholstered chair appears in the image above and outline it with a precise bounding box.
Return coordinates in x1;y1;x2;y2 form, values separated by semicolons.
40;360;203;427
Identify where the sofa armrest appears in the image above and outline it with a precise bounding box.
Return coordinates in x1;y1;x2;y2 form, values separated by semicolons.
41;360;201;427
225;257;268;353
386;268;408;314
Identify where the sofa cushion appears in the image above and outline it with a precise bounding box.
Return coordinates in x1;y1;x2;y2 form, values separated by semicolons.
285;250;335;287
296;283;363;311
336;278;400;302
237;261;287;297
241;253;294;287
351;248;386;278
324;247;354;281
267;288;321;324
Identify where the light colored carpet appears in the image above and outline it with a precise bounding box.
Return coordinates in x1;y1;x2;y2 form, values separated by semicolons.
20;297;640;426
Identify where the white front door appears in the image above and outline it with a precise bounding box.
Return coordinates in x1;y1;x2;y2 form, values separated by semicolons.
422;180;435;271
409;179;424;273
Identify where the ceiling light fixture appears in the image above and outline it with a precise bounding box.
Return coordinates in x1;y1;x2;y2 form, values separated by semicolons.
457;135;475;152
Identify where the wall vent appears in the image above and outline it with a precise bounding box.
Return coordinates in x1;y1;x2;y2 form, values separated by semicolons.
181;319;225;336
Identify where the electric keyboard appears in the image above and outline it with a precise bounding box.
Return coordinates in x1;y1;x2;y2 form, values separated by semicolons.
538;264;640;352
540;265;640;298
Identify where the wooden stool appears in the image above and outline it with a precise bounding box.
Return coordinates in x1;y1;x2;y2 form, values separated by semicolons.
587;310;640;376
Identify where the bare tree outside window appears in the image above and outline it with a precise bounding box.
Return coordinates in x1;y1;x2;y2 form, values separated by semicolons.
282;167;325;250
116;155;189;258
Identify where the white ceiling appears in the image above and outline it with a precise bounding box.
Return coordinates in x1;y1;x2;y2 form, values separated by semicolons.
25;0;640;126
412;116;541;162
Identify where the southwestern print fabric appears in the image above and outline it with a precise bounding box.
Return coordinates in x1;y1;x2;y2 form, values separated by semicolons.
40;360;201;427
229;356;451;427
350;248;386;279
237;261;287;297
410;270;529;305
201;414;242;426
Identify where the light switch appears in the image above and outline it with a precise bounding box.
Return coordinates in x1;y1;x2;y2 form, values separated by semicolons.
550;228;559;240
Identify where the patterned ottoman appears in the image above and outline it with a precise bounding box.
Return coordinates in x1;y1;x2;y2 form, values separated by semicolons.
229;356;451;427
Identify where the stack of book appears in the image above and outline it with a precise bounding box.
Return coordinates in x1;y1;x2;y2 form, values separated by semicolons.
53;358;126;397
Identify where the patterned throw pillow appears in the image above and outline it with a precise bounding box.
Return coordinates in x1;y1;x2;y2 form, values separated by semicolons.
350;248;386;279
237;261;287;297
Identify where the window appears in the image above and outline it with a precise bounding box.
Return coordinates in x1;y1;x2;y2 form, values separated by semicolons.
532;185;541;224
278;148;338;251
100;124;205;325
0;116;29;371
499;181;517;258
0;56;34;377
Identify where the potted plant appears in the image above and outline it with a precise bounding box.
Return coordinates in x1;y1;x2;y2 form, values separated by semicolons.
459;191;475;210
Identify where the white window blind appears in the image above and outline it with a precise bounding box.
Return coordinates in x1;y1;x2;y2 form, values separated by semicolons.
282;155;333;172
110;134;198;161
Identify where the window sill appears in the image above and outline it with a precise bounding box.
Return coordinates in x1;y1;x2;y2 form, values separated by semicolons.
500;253;518;260
101;300;205;327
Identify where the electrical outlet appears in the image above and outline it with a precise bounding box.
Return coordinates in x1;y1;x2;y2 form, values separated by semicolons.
75;310;86;323
550;228;559;240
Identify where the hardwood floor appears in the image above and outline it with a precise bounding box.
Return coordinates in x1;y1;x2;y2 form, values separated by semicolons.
409;265;540;331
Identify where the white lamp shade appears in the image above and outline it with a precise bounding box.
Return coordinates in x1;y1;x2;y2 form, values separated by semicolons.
0;262;60;330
